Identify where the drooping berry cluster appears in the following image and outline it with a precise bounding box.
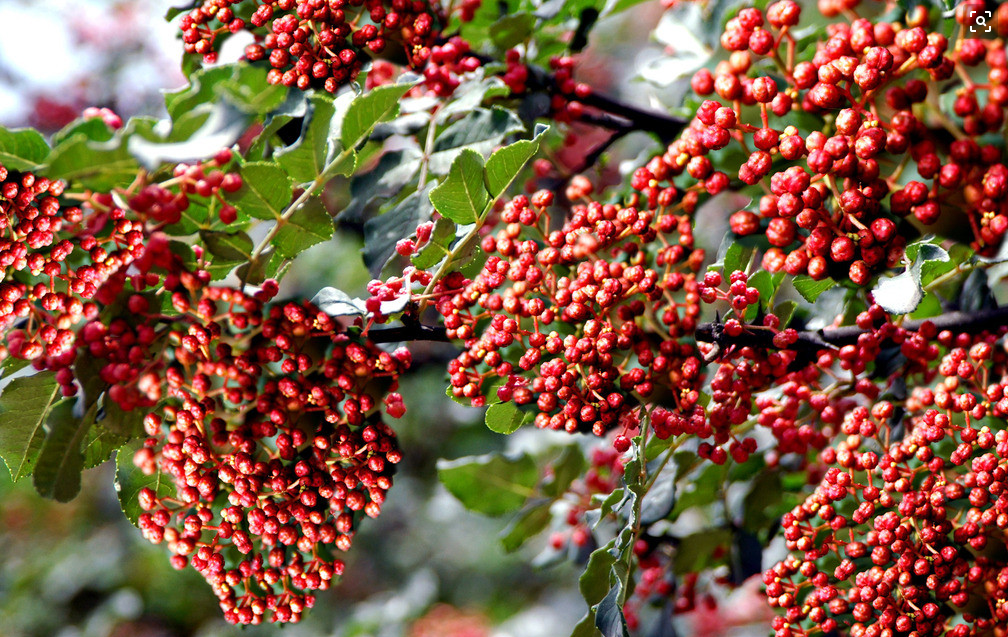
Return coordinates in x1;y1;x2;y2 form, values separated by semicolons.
131;287;411;625
179;0;443;91
0;139;413;627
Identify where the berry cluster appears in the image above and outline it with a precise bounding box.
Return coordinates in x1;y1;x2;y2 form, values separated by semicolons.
0;143;412;627
0;165;148;396
436;183;705;437
417;36;482;96
767;320;1008;636
131;287;410;624
128;149;242;226
179;0;442;91
659;0;1008;283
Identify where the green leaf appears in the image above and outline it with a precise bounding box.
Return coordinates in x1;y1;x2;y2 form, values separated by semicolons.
344;147;423;220
571;614;604;637
435;73;510;123
0;356;30;379
484;124;547;200
604;0;654;17
363;182;435;277
594;487;629;528
167;106;213;141
499;498;553;552
200;229;253;261
873;240;949;314
228;162;293;220
542;445;587;498
0;126;50;170
411;216;458;270
774;300;798;327
673;529;733;574
744;270;784;321
437;452;538;516
429;149;489;224
792;275;837;303
33;399;93;501
595;583;629;637
164;66;234;121
428;107;526;173
235;249;288;285
43;134;140;191
216;64;288;114
83;427;130;469
747;270;783;303
340;81;416;150
580;540;618;604
52;117;117;146
670;461;726;517
490;13;535;49
720;240;752;275
101;399;146;438
742;471;783;533
246;90;310;161
199;230;250;280
0;372;60;481
639;459;676;524
115;441;175;526
273;200;334;258
485;401;531;434
311;287;367;317
128;102;247;170
276;94;337;183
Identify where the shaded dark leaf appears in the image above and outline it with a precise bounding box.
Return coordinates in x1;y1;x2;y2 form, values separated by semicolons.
595;583;629;637
499;498;553;552
115;440;175;526
33;400;92;502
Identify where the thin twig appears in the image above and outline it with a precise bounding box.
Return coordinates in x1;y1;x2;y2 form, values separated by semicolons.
695;307;1008;354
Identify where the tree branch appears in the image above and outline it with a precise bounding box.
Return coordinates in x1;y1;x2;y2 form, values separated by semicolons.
578;91;687;142
463;49;688;141
695;307;1008;354
368;323;449;343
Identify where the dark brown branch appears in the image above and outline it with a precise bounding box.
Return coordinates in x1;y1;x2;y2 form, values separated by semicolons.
578;91;687;142
462;49;687;141
368;323;449;343
695;307;1008;354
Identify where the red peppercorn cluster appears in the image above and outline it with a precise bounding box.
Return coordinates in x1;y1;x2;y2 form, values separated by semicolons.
694;269;826;462
545;55;592;123
128;149;243;226
0;165;150;396
81;106;123;130
179;0;442;91
131;286;411;625
767;322;1008;637
418;36;482;96
659;0;1008;284
436;180;705;437
496;51;591;122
